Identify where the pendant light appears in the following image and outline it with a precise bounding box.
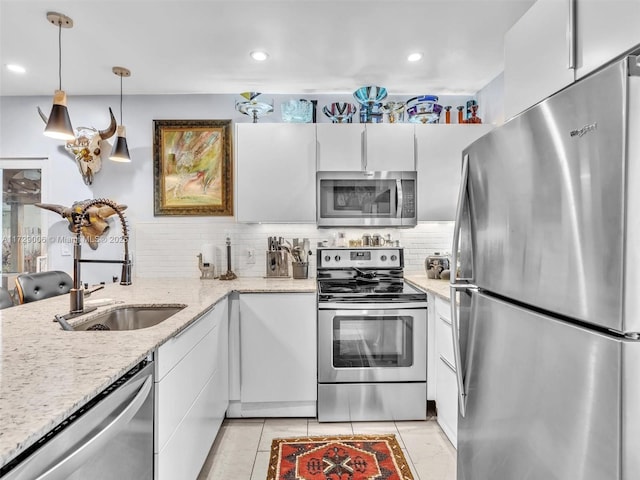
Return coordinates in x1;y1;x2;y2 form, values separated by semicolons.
109;66;132;162
43;12;75;141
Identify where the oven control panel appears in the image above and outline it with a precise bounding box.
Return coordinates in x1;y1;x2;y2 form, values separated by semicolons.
318;248;403;269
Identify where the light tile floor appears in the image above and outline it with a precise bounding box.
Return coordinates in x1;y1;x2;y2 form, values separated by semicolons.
197;415;456;480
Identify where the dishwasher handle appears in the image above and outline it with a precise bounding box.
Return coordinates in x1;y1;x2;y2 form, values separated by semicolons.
34;374;153;480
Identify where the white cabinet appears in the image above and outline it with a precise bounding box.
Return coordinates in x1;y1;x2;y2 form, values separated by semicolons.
505;0;640;119
236;123;316;223
434;295;457;447
415;124;492;221
504;0;575;119
576;0;640;79
236;292;316;417
316;123;415;171
316;123;364;171
364;124;416;171
154;299;229;480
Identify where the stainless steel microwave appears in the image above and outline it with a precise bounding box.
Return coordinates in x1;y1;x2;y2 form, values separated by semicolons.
317;171;417;227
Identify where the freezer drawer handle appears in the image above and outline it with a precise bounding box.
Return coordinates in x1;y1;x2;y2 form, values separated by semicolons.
34;374;153;480
449;284;468;417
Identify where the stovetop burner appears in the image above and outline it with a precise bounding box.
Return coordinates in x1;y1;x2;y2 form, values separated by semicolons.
316;247;426;303
317;277;426;303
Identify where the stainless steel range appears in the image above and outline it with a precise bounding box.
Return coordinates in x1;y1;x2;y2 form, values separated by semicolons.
317;247;427;422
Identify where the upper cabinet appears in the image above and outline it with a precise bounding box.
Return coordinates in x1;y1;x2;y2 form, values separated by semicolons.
415;124;493;221
236;123;316;223
504;0;575;120
505;0;640;119
317;123;415;171
364;124;416;171
316;124;364;171
576;0;640;80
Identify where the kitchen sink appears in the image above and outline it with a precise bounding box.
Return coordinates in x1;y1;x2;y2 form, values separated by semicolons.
73;305;186;331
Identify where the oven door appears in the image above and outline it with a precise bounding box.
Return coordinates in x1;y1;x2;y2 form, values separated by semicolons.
318;306;426;383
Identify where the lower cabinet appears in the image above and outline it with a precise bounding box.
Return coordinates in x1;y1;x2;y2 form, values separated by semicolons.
228;292;317;417
154;299;229;480
434;295;458;447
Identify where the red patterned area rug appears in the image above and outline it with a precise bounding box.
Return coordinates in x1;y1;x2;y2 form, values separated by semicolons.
267;434;414;480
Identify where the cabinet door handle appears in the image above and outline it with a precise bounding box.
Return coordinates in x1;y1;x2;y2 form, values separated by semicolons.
440;355;456;373
438;313;452;326
568;0;576;69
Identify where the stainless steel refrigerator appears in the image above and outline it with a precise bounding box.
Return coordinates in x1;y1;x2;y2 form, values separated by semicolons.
450;52;640;479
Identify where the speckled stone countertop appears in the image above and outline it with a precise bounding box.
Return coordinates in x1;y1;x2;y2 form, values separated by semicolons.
0;277;315;468
405;275;451;301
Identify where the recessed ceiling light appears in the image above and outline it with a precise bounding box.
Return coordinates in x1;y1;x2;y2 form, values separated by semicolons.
407;52;423;62
6;64;26;73
250;51;269;62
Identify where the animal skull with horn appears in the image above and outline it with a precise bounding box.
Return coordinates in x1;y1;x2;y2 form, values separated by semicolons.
37;107;117;185
36;199;127;250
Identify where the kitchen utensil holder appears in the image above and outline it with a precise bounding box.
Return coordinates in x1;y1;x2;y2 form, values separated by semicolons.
266;250;290;278
292;262;309;279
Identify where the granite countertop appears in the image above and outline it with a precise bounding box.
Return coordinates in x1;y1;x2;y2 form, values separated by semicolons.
405;274;452;301
0;274;450;469
0;277;315;468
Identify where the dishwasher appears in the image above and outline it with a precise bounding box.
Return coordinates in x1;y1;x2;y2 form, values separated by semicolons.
0;360;154;480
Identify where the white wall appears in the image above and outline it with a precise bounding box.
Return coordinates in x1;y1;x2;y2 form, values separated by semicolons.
476;72;505;125
0;93;463;283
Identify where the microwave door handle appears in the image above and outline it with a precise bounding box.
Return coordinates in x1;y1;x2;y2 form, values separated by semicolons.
396;179;403;218
33;375;153;480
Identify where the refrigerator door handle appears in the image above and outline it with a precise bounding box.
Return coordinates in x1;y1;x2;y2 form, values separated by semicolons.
450;284;470;417
451;153;473;282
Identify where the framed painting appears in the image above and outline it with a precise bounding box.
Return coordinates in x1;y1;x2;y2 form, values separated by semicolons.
153;119;233;216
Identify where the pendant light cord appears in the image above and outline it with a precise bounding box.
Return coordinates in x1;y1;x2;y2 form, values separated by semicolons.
119;75;124;125
57;22;62;90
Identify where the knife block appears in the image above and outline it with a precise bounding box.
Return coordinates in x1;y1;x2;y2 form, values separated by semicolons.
266;251;290;277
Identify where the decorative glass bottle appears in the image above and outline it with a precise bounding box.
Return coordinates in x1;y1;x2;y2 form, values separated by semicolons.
467;104;482;124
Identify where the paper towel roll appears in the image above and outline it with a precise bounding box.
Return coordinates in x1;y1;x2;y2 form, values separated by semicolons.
202;243;215;266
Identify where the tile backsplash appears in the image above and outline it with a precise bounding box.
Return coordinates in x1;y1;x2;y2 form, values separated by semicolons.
134;221;453;279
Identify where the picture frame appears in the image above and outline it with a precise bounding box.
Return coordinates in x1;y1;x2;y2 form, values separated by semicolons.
153;119;233;216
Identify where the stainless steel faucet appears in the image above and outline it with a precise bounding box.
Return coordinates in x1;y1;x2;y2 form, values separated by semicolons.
69;198;132;314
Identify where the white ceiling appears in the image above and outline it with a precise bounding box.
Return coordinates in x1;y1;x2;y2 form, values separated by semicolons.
0;0;535;97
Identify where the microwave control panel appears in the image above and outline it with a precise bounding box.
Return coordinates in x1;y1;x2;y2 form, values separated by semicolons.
401;180;416;218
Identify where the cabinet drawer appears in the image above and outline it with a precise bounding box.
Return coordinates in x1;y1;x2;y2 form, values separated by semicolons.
155;321;219;451
156;368;225;480
435;296;451;323
436;311;455;366
156;305;218;381
436;355;458;447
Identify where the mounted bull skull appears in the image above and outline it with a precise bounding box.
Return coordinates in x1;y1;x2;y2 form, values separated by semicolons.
37;107;117;185
36;200;127;250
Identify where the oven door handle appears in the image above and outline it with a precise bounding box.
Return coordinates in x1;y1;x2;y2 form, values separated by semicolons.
318;303;428;312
